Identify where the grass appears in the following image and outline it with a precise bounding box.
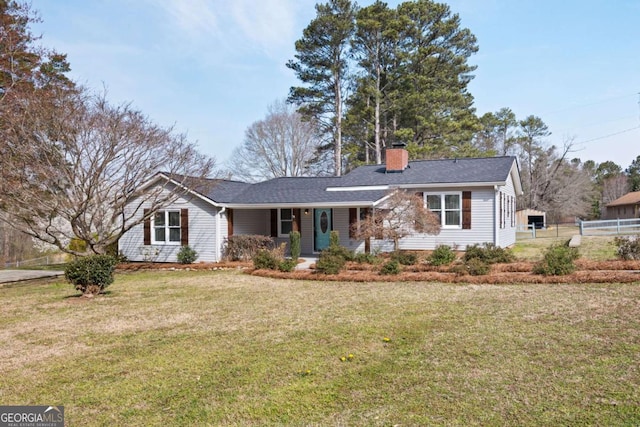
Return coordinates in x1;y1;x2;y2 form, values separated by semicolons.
1;270;639;425
514;226;619;261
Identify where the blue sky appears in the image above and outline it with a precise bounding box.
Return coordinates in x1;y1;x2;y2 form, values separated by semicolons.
33;0;640;171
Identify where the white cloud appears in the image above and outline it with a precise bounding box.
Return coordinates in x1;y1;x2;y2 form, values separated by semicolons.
154;0;221;41
229;0;298;55
151;0;306;60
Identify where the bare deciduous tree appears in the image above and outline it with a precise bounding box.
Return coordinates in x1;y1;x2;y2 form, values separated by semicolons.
527;138;593;222
601;175;629;206
351;189;441;251
0;89;216;255
227;100;321;182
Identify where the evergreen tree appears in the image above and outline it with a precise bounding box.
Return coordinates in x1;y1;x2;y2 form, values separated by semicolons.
350;0;400;164
625;155;640;192
392;0;479;158
517;115;550;209
287;0;357;176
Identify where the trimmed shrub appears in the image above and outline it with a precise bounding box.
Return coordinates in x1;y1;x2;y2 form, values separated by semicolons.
390;251;417;266
354;252;380;264
289;231;301;261
177;245;198;264
533;241;580;276
223;235;275;261
65;255;117;295
428;245;457;266
380;259;401;275
615;236;640;260
329;230;340;247
465;258;490;276
278;258;297;272
463;243;515;264
316;253;346;275
323;244;355;262
253;250;279;270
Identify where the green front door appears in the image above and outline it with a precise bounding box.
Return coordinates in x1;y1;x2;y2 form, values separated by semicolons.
314;209;332;252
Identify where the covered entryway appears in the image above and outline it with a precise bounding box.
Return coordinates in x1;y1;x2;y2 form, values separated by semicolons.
313;208;332;252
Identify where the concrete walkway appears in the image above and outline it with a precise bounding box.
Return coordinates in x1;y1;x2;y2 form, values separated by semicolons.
296;257;318;270
0;269;64;285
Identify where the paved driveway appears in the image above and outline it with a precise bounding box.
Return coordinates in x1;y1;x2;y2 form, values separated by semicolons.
0;269;64;284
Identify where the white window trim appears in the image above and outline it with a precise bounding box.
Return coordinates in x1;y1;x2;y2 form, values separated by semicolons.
278;208;294;238
425;192;462;229
151;210;181;245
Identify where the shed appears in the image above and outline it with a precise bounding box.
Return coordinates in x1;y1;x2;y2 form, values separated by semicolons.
516;209;546;230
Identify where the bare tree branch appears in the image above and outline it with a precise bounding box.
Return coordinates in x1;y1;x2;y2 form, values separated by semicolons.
351;189;440;251
0;88;216;255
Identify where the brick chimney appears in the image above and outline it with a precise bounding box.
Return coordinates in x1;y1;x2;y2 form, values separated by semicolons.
385;143;409;172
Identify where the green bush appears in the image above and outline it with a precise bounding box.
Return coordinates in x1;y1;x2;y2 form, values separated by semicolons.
329;230;340;247
615;236;640;260
428;245;457;266
316;253;346;275
65;255;117;295
533;242;580;276
253;250;279;270
323;244;354;262
289;231;301;261
177;245;198;264
464;258;490;276
354;252;380;264
380;259;401;275
223;235;275;261
463;243;515;264
278;258;298;272
390;251;417;265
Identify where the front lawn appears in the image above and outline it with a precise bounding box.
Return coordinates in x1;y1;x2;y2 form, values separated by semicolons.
1;271;639;426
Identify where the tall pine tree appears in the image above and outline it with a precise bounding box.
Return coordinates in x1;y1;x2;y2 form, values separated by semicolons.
287;0;356;176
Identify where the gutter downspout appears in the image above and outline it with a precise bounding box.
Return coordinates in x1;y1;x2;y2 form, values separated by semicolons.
216;207;226;262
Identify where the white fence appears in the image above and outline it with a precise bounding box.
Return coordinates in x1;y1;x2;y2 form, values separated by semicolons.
3;255;56;269
580;218;640;236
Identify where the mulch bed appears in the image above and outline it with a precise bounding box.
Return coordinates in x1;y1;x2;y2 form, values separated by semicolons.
251;259;640;284
116;260;640;284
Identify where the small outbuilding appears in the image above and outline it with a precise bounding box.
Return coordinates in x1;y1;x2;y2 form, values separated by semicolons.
516;209;546;230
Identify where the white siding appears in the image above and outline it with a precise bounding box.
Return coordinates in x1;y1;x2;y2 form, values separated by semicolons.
396;187;496;251
498;175;517;247
119;185;222;263
233;210;269;235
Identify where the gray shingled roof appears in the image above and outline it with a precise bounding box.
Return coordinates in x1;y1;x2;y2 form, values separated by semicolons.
201;156;518;206
334;156;517;187
217;177;386;205
203;179;252;203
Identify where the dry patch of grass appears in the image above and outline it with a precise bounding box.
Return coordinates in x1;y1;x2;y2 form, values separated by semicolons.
1;271;639;426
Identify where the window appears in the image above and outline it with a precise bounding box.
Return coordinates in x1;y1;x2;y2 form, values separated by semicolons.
153;210;181;244
279;208;293;237
426;193;461;227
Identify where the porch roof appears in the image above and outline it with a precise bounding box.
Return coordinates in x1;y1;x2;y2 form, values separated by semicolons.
219;177;387;206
